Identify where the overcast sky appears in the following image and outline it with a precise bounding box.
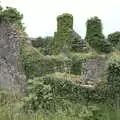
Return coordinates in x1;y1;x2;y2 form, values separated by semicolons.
1;0;120;38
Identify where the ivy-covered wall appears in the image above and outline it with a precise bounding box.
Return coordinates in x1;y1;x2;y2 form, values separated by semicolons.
53;13;73;54
85;17;112;53
53;13;88;54
57;13;73;32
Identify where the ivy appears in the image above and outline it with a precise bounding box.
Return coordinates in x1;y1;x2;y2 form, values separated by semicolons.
0;6;24;30
107;31;120;47
107;56;120;108
24;74;109;112
53;13;73;54
85;16;113;53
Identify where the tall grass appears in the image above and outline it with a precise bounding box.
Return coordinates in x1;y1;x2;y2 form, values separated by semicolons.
0;101;120;120
0;90;120;120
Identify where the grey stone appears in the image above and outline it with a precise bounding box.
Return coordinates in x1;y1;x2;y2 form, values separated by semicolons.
0;22;26;93
82;56;106;81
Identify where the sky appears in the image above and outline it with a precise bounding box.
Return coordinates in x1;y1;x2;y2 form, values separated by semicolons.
1;0;120;38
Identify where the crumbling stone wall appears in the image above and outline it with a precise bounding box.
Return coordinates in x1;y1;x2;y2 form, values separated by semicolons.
82;56;106;81
0;22;25;92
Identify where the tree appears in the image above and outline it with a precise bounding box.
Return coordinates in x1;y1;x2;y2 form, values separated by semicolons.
107;32;120;47
32;36;53;55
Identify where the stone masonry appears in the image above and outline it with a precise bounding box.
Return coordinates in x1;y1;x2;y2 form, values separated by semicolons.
82;56;106;81
0;22;25;92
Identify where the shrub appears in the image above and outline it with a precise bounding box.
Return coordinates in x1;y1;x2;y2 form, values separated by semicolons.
70;54;83;75
107;56;120;93
107;31;120;47
24;73;109;112
21;45;71;79
31;37;44;48
107;56;120;108
32;36;53;55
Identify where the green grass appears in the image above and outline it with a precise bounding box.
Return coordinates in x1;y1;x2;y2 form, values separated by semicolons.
0;98;120;120
0;89;120;120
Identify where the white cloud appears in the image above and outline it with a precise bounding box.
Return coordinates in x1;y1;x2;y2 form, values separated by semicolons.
1;0;120;38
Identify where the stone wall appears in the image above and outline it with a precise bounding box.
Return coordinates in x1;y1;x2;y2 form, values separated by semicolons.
82;56;106;81
0;22;25;92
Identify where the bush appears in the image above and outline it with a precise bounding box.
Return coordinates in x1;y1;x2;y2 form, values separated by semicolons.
107;32;120;47
107;56;120;92
70;54;83;75
32;36;53;55
107;56;120;108
21;45;71;79
24;73;109;112
31;37;44;48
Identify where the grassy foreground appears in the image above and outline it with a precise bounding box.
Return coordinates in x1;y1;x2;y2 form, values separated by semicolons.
0;95;120;120
0;88;120;120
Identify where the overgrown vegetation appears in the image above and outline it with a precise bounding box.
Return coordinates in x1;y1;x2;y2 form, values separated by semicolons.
0;6;25;30
107;32;120;49
107;55;120;108
85;17;113;53
0;5;120;120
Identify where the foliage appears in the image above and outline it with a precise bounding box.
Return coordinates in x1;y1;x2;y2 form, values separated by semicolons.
0;8;120;119
107;31;120;47
23;74;110;112
57;13;73;32
0;6;24;30
107;56;120;108
31;37;43;48
69;52;100;75
32;36;53;55
71;31;89;52
85;16;113;53
116;41;120;51
21;45;72;79
107;56;120;93
0;88;118;120
70;54;83;75
22;42;100;79
52;13;73;54
0;99;116;120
